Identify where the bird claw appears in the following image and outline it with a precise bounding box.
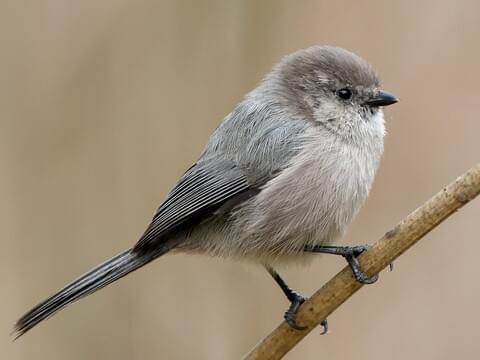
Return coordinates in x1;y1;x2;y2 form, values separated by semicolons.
343;245;379;284
284;296;330;335
284;295;307;330
320;319;328;335
304;244;380;284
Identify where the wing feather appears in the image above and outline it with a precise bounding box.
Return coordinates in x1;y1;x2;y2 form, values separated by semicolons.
134;159;250;250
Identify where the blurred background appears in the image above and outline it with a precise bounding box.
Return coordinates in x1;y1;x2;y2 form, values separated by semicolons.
1;1;479;359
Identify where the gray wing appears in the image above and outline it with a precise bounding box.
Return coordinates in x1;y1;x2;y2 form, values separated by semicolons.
133;158;251;251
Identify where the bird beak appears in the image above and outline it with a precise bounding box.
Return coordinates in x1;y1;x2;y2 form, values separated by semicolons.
365;90;398;107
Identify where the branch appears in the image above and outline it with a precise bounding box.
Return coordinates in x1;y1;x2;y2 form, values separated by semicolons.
243;163;480;360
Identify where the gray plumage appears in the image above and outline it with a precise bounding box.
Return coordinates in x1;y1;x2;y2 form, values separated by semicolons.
15;46;392;337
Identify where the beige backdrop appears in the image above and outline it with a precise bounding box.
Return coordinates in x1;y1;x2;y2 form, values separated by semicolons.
2;1;480;359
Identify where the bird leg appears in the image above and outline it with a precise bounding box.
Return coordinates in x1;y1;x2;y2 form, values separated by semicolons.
266;266;328;333
304;244;379;284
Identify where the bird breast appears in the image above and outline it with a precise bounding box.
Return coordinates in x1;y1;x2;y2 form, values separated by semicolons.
231;120;384;263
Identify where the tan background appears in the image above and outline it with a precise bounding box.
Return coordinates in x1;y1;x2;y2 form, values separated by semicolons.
2;1;480;359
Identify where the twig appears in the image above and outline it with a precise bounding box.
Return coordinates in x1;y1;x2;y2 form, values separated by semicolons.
243;163;480;360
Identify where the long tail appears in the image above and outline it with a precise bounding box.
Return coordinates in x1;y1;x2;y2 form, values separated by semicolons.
14;247;162;338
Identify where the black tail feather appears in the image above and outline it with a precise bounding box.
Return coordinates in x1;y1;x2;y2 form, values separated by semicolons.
14;248;158;338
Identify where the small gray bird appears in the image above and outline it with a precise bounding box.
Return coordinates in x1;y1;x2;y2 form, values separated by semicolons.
15;46;398;337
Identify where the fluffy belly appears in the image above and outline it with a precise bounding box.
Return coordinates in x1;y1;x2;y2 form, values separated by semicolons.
222;144;380;264
179;132;383;265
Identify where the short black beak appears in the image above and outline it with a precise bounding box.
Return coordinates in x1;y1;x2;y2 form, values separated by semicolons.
365;90;398;107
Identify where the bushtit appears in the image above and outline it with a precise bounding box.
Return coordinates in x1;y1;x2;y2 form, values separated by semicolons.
15;46;397;337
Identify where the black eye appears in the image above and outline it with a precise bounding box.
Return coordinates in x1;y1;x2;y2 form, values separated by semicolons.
336;88;353;100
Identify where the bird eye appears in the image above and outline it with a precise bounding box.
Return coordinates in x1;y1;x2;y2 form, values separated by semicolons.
336;88;353;100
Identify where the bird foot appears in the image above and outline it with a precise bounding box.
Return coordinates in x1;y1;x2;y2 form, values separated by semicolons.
284;293;307;330
284;294;328;334
342;245;379;284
